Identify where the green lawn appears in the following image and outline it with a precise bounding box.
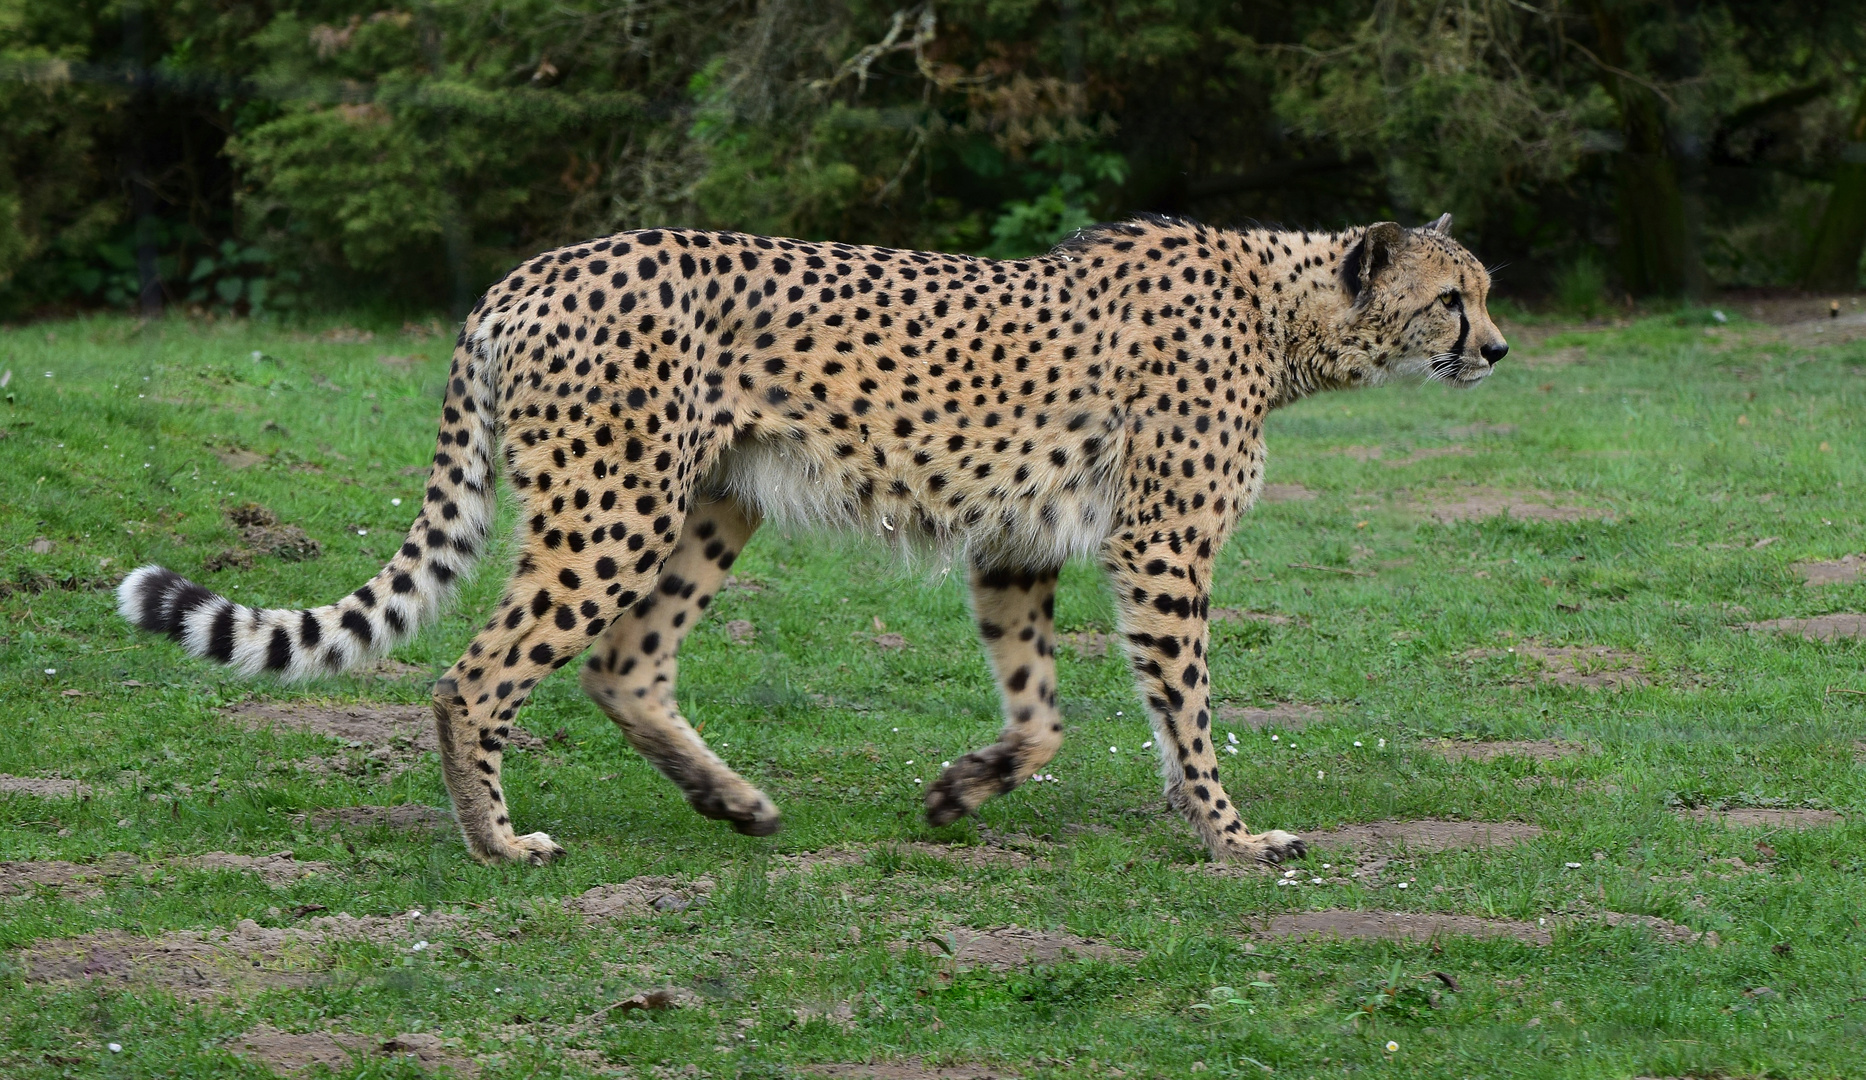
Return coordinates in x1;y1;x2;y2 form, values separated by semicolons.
1;306;1863;1079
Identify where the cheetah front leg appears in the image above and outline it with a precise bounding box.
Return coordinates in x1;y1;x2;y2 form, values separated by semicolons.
1104;544;1306;865
926;563;1064;825
579;494;780;836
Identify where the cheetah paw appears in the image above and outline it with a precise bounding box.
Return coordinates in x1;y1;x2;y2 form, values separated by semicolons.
487;831;565;866
1252;830;1307;865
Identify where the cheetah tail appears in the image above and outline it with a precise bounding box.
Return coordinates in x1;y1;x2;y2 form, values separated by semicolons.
114;316;504;681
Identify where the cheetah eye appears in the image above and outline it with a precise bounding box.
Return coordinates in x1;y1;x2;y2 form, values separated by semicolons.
1440;290;1462;309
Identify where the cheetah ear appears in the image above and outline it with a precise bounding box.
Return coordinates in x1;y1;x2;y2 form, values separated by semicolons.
1340;221;1405;305
1427;212;1453;235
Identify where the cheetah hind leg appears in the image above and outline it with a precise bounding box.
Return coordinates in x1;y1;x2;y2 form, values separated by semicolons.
580;494;781;836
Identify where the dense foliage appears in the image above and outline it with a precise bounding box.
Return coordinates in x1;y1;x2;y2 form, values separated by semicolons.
3;0;1864;317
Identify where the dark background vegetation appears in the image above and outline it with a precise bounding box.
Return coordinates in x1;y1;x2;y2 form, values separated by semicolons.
3;0;1865;321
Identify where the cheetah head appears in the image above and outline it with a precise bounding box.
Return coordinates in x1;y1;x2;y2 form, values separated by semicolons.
1339;214;1507;388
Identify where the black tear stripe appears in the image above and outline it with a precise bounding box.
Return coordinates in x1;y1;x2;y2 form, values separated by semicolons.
1453;310;1470;358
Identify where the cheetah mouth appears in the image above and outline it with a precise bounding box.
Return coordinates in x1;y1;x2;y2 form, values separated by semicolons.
1431;352;1494;387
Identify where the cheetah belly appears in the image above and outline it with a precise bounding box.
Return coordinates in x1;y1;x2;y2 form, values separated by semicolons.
705;432;1124;570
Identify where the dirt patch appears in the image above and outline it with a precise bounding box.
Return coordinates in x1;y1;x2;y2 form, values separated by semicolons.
1426;739;1589;763
0;853;139;899
1259;483;1317;502
773;841;1042;877
921;926;1138;969
213;447;269;470
872;632;910;650
1055;631;1110;658
229;1026;478;1078
225;700;539;779
808;1063;1017;1079
1302;819;1543;854
1682;807;1844;829
1467;643;1647;690
1212;607;1296;626
1255;910;1551;946
356;658;431;680
725;619;757;644
22;910;466;998
226;503;321;562
1411;488;1607;525
1590;911;1719;946
0;774;91;798
296;804;452;832
1216;703;1323;731
1744;614;1866;641
1796;555;1865;586
573;876;714;919
180;851;335;886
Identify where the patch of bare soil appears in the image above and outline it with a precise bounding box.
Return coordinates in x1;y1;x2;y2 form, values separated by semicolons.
1259;483;1317;502
1590;911;1719;946
0;853;139;899
356;658;431;680
1466;643;1647;690
1212;607;1297;626
725;618;757;644
1743;614;1866;641
1796;555;1866;586
872;632;910;650
22;910;466;998
1055;631;1110;658
229;1025;478;1078
1216;703;1323;731
1411;488;1607;524
1255;910;1552;946
808;1062;1017;1079
225;700;540;778
296;804;451;832
922;926;1139;969
573;875;715;919
773;841;1043;877
0;774;90;798
1302;819;1543;854
1426;739;1589;763
225;503;321;562
180;851;334;886
213;447;268;470
1682;807;1844;829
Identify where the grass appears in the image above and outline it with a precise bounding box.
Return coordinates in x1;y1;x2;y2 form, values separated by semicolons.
1;305;1863;1078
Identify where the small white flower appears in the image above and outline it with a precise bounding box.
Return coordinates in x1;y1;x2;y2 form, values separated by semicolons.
1565;862;1583;869
1396;881;1409;889
1141;740;1152;749
108;1043;122;1053
1385;1040;1398;1053
1321;863;1332;869
941;761;950;768
412;940;429;951
1377;738;1386;749
913;778;922;784
1316;770;1325;780
44;668;55;675
1226;732;1238;745
1311;878;1323;885
143;463;150;468
1283;868;1299;878
1353;740;1363;747
1224;745;1238;754
357;529;368;535
1276;878;1293;886
1115;710;1123;716
1110;746;1119;754
1270;734;1279;742
493;987;503;994
391;497;402;506
408;910;423;920
891;727;899;732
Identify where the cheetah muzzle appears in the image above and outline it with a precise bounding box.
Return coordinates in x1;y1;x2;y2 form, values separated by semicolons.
117;214;1505;867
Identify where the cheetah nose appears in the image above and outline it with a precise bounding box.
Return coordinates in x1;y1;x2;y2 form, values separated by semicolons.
1480;341;1509;364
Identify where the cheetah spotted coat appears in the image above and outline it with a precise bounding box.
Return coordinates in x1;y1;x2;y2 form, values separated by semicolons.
119;214;1507;865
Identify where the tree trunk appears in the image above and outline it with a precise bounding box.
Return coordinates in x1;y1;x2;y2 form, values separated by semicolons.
1801;83;1866;291
1586;1;1699;297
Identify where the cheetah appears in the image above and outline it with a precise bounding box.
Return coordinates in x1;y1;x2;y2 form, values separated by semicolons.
117;213;1506;866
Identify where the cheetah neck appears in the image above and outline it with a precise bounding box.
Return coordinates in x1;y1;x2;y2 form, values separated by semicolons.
1219;227;1368;406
